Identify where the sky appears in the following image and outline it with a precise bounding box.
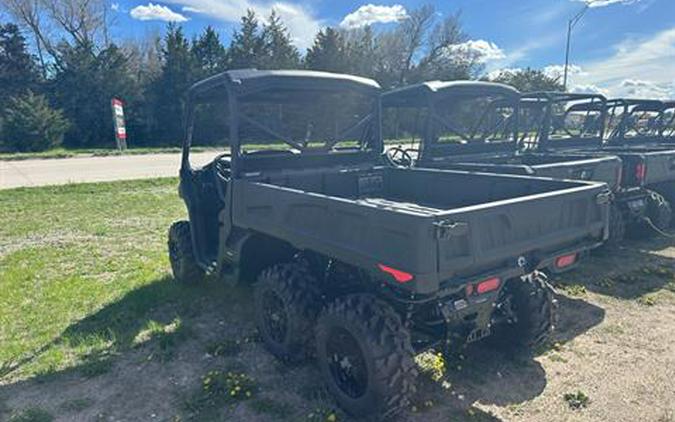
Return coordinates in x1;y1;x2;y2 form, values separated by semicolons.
111;0;675;99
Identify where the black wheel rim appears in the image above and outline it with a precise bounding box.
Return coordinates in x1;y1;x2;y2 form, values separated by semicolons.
261;291;288;344
325;327;368;399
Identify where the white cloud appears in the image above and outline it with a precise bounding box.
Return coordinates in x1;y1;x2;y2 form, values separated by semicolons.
569;84;608;96
445;39;506;64
111;2;119;11
162;0;322;50
339;4;408;29
619;79;673;99
543;64;584;80
130;3;188;22
181;6;202;13
573;0;641;8
572;27;675;98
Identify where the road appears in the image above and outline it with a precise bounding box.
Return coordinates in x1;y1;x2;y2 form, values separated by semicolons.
0;152;217;190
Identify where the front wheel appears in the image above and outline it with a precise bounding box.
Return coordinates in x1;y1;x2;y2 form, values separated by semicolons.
315;295;417;419
168;221;204;285
488;272;558;353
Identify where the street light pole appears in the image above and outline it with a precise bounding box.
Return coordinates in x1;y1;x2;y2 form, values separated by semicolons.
563;3;590;91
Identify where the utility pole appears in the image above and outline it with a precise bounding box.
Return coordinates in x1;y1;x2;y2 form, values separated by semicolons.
563;3;591;91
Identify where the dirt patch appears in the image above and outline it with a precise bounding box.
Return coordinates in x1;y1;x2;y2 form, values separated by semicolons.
1;237;674;422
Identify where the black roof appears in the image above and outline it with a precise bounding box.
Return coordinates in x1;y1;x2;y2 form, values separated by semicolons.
606;98;664;112
521;92;606;112
188;69;381;102
523;91;607;102
382;81;520;107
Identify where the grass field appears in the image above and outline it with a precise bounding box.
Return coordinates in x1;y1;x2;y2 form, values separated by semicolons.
1;179;674;422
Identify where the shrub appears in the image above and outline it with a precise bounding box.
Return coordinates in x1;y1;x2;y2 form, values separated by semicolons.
1;91;69;152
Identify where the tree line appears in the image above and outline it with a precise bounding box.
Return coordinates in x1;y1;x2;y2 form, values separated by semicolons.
0;2;563;152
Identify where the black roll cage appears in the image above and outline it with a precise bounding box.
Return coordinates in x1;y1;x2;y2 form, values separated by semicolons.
519;92;608;151
181;69;383;178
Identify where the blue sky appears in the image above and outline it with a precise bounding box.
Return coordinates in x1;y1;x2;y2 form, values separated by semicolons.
111;0;675;98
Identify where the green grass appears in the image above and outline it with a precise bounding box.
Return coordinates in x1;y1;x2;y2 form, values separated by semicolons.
0;178;215;381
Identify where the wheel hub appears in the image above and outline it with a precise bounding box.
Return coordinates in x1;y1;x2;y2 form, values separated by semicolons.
326;327;368;399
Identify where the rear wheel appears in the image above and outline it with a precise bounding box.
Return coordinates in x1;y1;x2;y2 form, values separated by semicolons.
645;190;672;232
254;261;321;363
488;272;558;353
315;295;417;419
168;221;204;285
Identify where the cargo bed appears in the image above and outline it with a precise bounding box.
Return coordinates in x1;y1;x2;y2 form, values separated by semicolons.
233;166;609;294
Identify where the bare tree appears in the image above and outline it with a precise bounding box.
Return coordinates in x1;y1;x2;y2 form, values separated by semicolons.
395;4;435;85
1;0;112;72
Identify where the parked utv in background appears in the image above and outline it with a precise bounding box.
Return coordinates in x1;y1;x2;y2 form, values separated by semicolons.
168;70;610;419
553;97;675;228
381;84;625;246
661;101;675;144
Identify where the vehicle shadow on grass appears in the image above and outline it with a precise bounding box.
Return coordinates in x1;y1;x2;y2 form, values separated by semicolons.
558;236;675;300
0;274;247;381
0;275;256;421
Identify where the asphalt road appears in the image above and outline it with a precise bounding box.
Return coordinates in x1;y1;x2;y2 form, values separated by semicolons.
0;152;218;190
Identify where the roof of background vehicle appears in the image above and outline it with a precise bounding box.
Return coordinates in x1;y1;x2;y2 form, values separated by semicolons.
188;69;381;102
381;81;520;107
606;98;664;111
520;92;607;111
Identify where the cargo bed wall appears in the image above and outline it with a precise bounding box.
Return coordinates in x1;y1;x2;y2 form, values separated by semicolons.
421;154;622;189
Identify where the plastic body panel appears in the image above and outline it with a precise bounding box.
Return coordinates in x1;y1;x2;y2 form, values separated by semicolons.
231;166;608;295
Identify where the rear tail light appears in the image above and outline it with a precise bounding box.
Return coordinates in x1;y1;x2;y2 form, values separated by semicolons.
466;277;501;296
377;264;413;283
555;253;577;269
635;163;646;184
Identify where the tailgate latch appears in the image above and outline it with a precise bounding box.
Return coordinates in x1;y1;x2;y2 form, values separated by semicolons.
595;191;612;205
434;220;469;239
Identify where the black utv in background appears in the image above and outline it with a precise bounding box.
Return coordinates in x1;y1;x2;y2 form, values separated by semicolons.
168;70;610;419
381;84;628;246
549;97;675;228
661;101;675;144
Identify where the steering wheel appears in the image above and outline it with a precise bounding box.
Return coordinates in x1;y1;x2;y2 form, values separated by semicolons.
385;146;415;167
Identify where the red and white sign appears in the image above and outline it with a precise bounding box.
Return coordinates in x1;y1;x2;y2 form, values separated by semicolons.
111;98;127;149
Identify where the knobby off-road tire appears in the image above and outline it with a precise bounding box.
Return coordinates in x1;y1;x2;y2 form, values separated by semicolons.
315;294;418;419
254;261;321;363
168;221;204;285
489;272;558;353
645;190;673;232
605;204;626;247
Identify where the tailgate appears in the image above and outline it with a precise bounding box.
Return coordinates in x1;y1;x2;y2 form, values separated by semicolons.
642;150;675;185
434;183;609;279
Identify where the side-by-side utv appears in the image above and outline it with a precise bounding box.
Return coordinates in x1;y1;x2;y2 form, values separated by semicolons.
660;101;675;144
168;70;610;418
381;83;636;246
550;97;675;227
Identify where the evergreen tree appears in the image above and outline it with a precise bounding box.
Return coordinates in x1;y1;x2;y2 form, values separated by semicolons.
489;68;564;93
305;27;349;73
52;42;139;147
192;26;227;78
260;10;300;69
0;23;39;103
227;9;264;69
147;24;194;144
2;91;69;152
